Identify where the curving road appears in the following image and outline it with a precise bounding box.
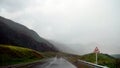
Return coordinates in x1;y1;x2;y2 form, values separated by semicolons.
31;57;77;68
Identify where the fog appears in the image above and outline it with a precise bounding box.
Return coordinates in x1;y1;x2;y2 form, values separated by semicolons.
0;0;120;55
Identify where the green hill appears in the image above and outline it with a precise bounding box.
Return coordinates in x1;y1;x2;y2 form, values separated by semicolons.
80;53;116;68
0;44;43;66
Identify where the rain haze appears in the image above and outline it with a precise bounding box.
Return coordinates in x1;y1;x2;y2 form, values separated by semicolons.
0;0;120;55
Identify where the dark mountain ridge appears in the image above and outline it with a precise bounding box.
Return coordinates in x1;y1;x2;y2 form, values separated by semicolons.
0;16;57;51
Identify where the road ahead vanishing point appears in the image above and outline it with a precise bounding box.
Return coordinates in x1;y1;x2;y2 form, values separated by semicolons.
31;57;77;68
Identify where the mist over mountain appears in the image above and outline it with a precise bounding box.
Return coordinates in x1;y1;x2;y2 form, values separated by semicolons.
0;16;57;51
111;54;120;59
48;40;80;55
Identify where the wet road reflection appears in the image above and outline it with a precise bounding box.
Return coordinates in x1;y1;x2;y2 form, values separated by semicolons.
33;57;77;68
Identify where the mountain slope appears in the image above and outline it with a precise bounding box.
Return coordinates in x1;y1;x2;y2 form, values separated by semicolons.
48;40;79;54
0;16;57;51
80;53;116;67
111;54;120;59
0;44;43;66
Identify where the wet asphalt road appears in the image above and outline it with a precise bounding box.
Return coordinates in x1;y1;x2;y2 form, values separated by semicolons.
31;57;77;68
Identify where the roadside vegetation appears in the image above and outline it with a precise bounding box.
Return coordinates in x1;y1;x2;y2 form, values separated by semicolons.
0;45;43;66
80;53;116;68
1;44;119;68
115;58;120;67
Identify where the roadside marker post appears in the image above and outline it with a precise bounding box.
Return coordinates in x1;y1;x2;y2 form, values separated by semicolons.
94;47;100;64
96;52;97;64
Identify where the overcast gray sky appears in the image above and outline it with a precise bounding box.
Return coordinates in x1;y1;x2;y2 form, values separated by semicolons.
0;0;120;55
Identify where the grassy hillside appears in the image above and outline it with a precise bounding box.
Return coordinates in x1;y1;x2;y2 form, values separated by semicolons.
115;58;120;67
80;53;116;68
0;44;43;66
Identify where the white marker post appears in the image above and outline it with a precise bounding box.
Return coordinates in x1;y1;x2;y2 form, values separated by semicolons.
94;47;100;64
96;52;98;64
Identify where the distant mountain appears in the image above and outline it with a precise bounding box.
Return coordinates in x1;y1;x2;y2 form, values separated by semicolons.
48;40;79;54
0;16;57;51
111;54;120;59
81;53;116;67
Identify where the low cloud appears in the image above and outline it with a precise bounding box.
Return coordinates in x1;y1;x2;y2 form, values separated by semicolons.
0;0;120;54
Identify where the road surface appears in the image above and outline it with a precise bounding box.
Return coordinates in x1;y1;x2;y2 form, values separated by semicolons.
31;57;77;68
15;57;107;68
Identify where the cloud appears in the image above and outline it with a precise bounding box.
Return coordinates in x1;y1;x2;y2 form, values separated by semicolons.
0;0;120;54
0;0;29;12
